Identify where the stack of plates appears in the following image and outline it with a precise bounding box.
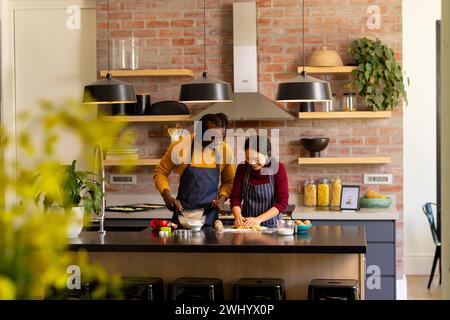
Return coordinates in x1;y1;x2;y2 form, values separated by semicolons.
105;148;139;160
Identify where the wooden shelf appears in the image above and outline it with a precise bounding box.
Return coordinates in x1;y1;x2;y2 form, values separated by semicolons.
101;115;193;123
104;159;161;167
297;66;358;74
298;157;392;165
99;69;194;78
299;111;392;120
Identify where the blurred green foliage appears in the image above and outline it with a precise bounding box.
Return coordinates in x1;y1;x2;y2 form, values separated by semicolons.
0;99;132;299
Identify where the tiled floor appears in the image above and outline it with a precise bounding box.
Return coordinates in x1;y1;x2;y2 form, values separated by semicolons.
407;276;442;300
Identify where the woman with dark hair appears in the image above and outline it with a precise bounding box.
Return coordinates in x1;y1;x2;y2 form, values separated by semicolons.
230;135;289;228
154;114;235;227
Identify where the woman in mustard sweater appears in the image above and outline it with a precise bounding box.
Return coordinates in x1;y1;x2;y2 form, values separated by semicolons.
154;114;235;227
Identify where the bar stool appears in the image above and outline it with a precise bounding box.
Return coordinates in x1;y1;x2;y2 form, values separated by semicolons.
308;279;359;300
120;277;164;301
168;278;224;301
44;282;92;300
233;278;286;301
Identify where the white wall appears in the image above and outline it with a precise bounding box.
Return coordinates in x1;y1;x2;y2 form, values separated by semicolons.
403;0;441;275
1;0;97;171
441;0;450;300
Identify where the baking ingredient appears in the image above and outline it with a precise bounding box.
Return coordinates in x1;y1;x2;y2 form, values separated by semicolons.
366;190;388;199
215;220;224;232
278;228;294;236
235;225;264;232
331;177;342;207
317;179;330;207
295;220;311;226
304;180;317;207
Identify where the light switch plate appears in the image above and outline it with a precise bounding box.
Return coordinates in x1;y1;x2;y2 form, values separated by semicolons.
364;174;393;185
110;174;137;185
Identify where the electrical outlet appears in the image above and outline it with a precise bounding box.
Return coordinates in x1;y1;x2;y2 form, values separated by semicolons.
364;174;393;185
110;174;137;185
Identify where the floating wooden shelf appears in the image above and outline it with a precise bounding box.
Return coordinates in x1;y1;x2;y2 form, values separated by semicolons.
299;111;392;120
101;115;193;123
297;66;358;74
99;69;194;78
104;159;161;167
298;157;392;165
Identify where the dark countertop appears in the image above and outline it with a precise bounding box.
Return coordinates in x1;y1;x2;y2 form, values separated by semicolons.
68;226;366;254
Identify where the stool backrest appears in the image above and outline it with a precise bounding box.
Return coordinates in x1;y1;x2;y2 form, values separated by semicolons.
422;203;441;246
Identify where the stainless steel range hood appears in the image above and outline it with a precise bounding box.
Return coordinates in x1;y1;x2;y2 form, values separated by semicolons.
192;2;295;121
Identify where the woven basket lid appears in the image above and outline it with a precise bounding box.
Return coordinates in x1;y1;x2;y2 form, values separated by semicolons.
307;47;344;67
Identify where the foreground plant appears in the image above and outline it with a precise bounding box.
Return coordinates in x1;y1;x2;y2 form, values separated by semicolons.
0;99;130;299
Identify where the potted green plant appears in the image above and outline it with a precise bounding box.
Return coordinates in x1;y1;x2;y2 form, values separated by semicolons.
36;160;102;238
348;37;408;111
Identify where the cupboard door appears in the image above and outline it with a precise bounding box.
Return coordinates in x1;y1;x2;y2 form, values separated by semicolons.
365;276;396;300
366;243;396;276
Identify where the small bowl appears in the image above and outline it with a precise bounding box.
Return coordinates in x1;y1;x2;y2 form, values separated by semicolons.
359;197;392;209
296;224;313;234
178;216;206;231
277;220;295;236
301;138;330;158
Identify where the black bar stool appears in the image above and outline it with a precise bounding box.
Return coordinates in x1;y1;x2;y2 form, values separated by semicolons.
45;282;92;300
120;277;164;301
168;278;223;301
308;279;359;300
233;278;286;301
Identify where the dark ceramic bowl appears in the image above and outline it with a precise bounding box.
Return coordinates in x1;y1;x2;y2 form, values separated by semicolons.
301;138;330;158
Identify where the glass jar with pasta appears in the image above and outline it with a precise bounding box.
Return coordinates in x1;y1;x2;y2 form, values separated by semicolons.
304;179;317;207
331;177;342;208
317;178;331;207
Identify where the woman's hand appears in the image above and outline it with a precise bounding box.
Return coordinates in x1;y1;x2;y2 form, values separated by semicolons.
161;189;183;212
232;206;245;228
234;216;245;228
243;217;261;228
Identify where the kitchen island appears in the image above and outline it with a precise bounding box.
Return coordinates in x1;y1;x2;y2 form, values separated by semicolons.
69;226;367;300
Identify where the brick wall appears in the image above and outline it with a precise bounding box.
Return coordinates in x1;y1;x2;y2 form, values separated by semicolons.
97;0;404;277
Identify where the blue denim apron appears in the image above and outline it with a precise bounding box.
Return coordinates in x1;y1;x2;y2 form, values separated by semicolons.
172;143;221;227
242;166;279;227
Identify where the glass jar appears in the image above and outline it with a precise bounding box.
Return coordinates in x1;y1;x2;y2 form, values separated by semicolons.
304;179;317;207
343;93;357;112
331;177;342;208
325;94;337;112
113;37;141;70
317;178;330;207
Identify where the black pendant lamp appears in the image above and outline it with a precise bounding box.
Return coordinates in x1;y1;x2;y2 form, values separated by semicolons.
276;0;332;103
83;0;136;105
179;0;233;103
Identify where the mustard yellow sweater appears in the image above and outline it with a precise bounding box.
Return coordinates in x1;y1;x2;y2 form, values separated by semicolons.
153;137;235;198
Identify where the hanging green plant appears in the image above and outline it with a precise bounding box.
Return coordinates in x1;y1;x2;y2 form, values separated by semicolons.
349;37;408;111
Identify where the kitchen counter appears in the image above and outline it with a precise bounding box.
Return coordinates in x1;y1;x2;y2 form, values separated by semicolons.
69;226;366;254
68;226;367;300
291;206;399;221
